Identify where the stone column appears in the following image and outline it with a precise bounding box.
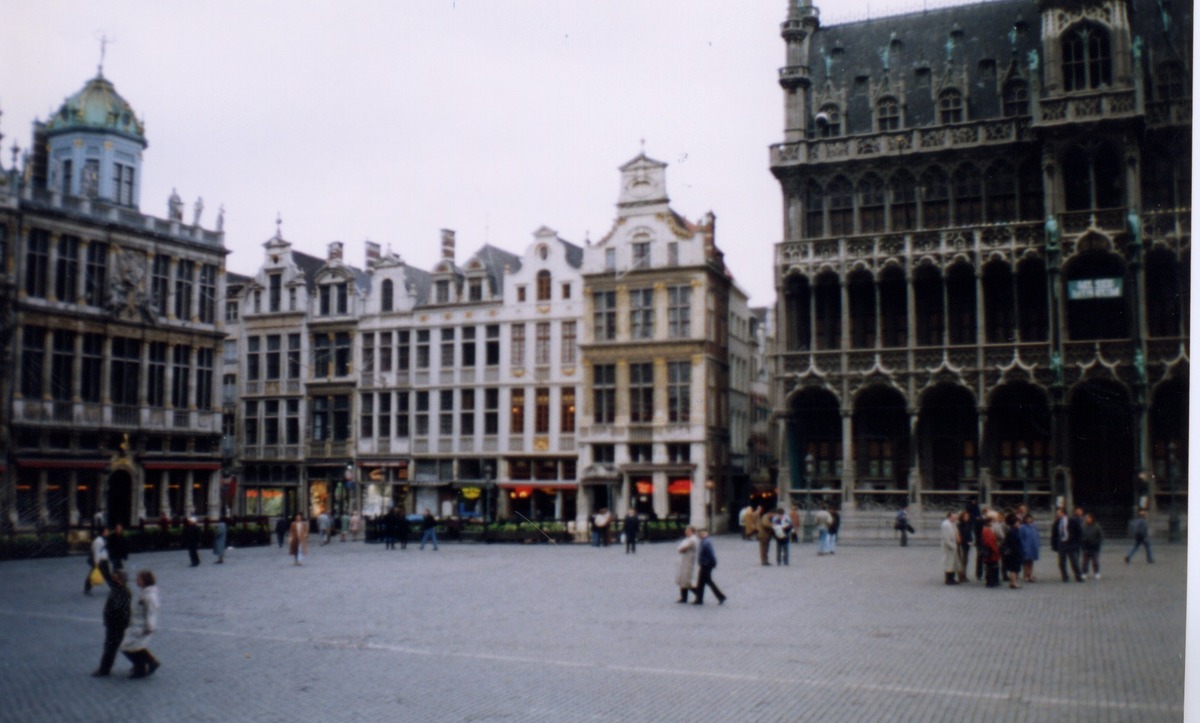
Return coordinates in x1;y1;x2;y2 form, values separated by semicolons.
908;411;922;512
841;409;855;510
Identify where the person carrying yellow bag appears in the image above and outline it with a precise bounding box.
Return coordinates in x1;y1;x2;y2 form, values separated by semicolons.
84;527;111;595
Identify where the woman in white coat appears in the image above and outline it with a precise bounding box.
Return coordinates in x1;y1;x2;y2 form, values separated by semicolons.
940;512;960;585
675;526;699;603
122;569;161;678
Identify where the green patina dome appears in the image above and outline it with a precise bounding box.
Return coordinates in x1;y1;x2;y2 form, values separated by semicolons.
45;73;146;146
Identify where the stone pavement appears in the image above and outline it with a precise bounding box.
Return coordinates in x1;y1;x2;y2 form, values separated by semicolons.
0;533;1186;722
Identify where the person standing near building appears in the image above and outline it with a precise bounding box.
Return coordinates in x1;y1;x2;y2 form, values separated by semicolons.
789;504;802;544
1051;507;1084;582
813;504;833;555
182;517;201;567
594;508;612;547
827;506;840;554
288;514;308;565
274;516;289;548
980;512;1001;588
318;511;332;545
1001;513;1024;589
940;512;960;585
212;517;228;564
92;569;131;677
738;504;752;540
107;524;129;573
85;528;110;595
623;508;640;554
757;507;774;566
773;508;792;565
1018;513;1040;583
121;570;161;679
955;510;973;583
692;530;726;605
1081;512;1104;578
895;504;915;547
419;509;439;550
675;526;699;603
396;509;411;550
1125;509;1154;564
381;509;397;550
966;498;984;579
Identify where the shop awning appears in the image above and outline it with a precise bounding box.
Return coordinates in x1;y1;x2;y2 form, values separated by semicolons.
497;482;577;490
18;459;108;469
143;461;221;471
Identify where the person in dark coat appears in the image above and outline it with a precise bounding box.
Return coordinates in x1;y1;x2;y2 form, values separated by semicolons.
965;498;984;580
1050;507;1084;582
395;510;411;550
382;510;397;550
92;569;131;676
183;517;202;567
419;510;438;550
275;516;289;548
106;524;129;572
623;508;640;554
1000;514;1024;589
691;530;726;605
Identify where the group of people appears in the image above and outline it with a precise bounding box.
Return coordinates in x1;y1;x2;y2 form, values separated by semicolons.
739;503;840;566
939;501;1154;589
675;526;726;605
84;527;161;679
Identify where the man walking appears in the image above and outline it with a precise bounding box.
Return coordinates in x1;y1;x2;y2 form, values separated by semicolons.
814;504;833;555
1051;507;1084;582
92;569;131;677
1125;509;1154;564
182;517;201;567
419;509;439;550
623;507;640;554
692;530;726;605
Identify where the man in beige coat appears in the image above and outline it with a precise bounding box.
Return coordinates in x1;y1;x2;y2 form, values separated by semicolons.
675;526;699;603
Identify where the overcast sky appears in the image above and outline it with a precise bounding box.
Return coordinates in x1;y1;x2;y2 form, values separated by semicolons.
3;0;985;306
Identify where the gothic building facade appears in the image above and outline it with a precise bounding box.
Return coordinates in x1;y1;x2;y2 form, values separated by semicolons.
0;72;228;531
770;0;1189;525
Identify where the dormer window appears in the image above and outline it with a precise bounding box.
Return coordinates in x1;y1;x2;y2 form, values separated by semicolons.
536;270;552;301
381;279;394;312
632;241;651;268
268;273;282;312
1002;80;1029;116
468;277;483;302
1062;24;1111;91
817;104;841;137
435;279;451;304
938;89;964;123
517;286;527;303
877;97;901;131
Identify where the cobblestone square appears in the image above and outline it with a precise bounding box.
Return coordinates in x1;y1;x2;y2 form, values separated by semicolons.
0;534;1187;722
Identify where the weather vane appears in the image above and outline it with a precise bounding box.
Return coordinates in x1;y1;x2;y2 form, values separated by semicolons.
96;32;115;76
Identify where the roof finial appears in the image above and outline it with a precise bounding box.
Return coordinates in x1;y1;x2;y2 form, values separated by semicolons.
639;137;645;155
274;212;283;240
96;32;114;77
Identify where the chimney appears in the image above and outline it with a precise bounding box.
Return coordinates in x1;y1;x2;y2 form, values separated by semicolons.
440;229;456;262
328;241;344;262
365;241;381;267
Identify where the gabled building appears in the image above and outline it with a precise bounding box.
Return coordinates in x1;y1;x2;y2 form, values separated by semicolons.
1;71;228;530
770;0;1189;529
579;153;747;531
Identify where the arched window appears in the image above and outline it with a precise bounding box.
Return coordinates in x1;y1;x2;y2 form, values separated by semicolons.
784;274;811;351
879;266;907;347
1016;257;1048;342
817;104;841;137
1145;249;1182;337
890;170;917;231
1064;250;1127;340
877;97;901;131
848;269;876;348
982;260;1015;343
921;167;950;228
984;161;1017;222
1062;23;1112;91
805;181;825;238
858;174;886;233
814;271;841;350
536;270;551;301
914;265;944;346
952;164;982;226
380;279;394;312
1002;79;1029;116
1017;158;1044;221
1062;141;1123;211
939;89;964;123
828;177;854;236
946;262;977;345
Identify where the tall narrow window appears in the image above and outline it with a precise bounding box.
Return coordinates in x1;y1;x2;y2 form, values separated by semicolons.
334;396;351;440
416;392;430;436
113;163;135;205
877;97;901;131
266;335;281;379
461;327;476;368
380;279;394;312
484;388;499;435
984;161;1017;222
396;392;410;438
199;264;217;323
511;324;526;367
890;171;917;231
858;175;886;233
629;362;654;423
1002;80;1029;116
268;273;282;312
55;235;79;302
174;260;194;320
632;241;651;268
459;389;474;436
828;177;854;236
378;392;392;438
84;241;108;307
51;330;74;402
440;328;455;368
287;334;301;379
668;286;691;338
561;388;576;432
938;89;964;123
360;394;374;439
630;288;654;339
81;334;103;402
1062;24;1111;91
536;270;552;301
668;361;691;423
485;325;500;366
510;388;526;434
20;327;46;398
561;321;577;364
334;332;351;376
396;331;410;371
535;322;551;366
361;333;375;375
171;344;191;409
416;330;430;369
952;164;982;226
921;167;950;228
152;254;170;316
593;364;616;424
440;390;454;436
817;104;841;137
24;229;49;298
375;331;389;373
196;347;214;410
534;387;550;433
593;291;616;340
148;342;167;407
312;334;331;377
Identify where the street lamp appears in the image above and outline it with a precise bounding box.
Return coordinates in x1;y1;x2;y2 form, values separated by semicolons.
1168;441;1180;543
1017;444;1030;510
803;453;815;543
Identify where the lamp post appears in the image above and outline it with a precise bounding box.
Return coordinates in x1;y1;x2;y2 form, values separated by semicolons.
1017;444;1030;510
802;453;815;543
1168;441;1180;543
